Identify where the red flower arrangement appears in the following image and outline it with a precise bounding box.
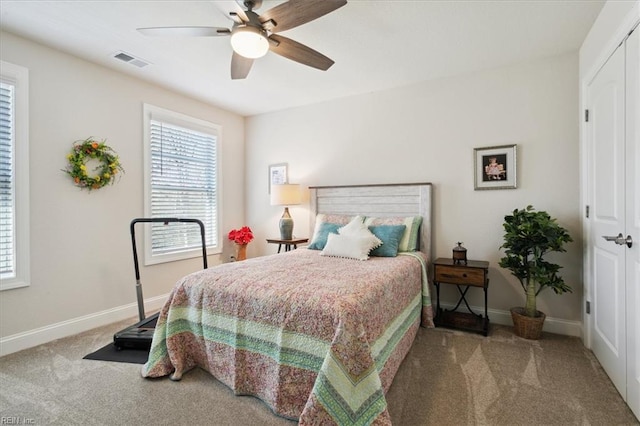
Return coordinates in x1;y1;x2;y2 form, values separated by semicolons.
228;226;254;245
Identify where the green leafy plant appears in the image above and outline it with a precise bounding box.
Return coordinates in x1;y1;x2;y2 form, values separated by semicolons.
499;206;573;317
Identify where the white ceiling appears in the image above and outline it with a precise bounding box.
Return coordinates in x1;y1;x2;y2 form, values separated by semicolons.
0;0;604;117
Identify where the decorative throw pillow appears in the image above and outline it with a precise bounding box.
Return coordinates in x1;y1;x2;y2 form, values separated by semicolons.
338;216;382;249
320;233;379;261
364;216;423;252
368;225;406;257
336;215;366;236
308;214;353;250
308;222;341;250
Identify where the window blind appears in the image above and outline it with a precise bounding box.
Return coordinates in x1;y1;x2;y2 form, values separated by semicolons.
149;119;218;256
0;81;15;279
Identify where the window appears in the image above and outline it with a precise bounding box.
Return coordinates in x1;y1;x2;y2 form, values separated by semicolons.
143;104;221;265
0;61;29;291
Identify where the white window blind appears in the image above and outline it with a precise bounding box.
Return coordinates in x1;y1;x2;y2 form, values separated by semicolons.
0;81;15;279
0;60;29;291
144;104;220;264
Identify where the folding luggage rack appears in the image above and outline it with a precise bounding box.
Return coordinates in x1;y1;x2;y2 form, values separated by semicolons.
113;218;208;350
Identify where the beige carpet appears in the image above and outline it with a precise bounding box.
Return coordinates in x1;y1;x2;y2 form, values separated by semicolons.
0;319;637;425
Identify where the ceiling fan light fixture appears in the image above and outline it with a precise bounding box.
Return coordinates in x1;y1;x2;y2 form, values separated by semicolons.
230;26;269;59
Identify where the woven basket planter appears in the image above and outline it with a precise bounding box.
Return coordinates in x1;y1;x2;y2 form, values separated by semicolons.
510;307;546;340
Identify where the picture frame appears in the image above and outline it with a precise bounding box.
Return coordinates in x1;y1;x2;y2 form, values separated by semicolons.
268;163;288;193
474;144;517;190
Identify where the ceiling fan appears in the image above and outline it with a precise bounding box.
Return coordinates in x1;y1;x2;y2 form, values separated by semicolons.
137;0;347;80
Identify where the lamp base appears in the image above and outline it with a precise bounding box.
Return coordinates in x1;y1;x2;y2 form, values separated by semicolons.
279;207;293;240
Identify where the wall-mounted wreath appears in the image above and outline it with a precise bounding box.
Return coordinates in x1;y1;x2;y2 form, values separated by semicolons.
63;138;124;191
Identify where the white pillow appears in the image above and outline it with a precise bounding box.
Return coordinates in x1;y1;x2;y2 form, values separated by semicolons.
320;233;380;261
337;215;368;236
338;216;382;245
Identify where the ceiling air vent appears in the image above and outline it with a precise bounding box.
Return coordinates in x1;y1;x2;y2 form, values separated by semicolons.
112;51;150;68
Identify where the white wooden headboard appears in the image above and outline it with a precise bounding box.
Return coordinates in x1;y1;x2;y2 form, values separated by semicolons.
308;183;433;261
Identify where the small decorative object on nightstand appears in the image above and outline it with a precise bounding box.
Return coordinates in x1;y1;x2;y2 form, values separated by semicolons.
433;257;490;336
266;238;309;253
452;242;467;265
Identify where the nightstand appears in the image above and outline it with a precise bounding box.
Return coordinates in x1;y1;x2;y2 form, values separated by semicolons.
433;257;490;336
266;238;308;253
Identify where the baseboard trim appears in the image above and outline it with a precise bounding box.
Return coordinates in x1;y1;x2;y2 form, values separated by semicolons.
439;303;583;338
1;297;584;357
0;294;169;357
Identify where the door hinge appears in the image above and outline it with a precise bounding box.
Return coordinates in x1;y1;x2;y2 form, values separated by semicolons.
585;205;590;218
585;109;589;122
586;300;591;314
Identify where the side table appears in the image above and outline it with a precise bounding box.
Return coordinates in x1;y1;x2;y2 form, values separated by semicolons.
433;257;490;336
266;238;309;253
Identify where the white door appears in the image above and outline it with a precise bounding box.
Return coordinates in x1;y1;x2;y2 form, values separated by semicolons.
624;26;639;419
588;38;627;400
587;26;639;420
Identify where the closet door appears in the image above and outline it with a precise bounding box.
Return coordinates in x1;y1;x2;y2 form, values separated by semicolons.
624;26;639;419
587;39;627;401
587;25;639;420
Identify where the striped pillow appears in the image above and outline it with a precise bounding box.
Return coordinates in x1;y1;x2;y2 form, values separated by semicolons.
363;216;422;252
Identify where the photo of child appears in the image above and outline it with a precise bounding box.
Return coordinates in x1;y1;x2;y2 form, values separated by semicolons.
483;154;507;181
474;144;516;190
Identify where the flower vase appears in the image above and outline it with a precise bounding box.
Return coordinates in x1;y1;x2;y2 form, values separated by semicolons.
235;243;248;261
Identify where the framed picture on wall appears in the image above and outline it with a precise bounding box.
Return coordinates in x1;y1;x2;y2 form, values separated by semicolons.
268;163;288;193
474;144;517;190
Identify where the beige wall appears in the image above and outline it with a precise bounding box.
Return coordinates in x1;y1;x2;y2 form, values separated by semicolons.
0;32;245;341
245;52;583;331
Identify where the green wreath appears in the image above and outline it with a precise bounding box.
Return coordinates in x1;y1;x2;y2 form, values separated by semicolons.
63;138;124;191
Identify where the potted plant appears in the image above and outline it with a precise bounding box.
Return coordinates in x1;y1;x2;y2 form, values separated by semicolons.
499;206;573;339
228;226;254;261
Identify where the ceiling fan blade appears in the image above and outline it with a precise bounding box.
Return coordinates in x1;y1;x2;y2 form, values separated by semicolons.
231;52;254;79
260;0;347;33
137;26;231;37
268;34;334;71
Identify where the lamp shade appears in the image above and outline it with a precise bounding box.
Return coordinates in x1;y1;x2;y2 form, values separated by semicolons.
230;26;269;59
270;184;301;206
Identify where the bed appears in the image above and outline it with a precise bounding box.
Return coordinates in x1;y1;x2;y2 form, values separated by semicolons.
142;183;434;425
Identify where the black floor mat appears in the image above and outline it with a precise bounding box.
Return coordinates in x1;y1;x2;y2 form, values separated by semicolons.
83;343;149;364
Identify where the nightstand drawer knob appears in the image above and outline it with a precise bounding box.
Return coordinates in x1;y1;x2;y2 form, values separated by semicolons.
462;273;467;278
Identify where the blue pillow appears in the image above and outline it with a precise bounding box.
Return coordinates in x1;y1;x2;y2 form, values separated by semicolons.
364;216;422;252
308;222;341;250
368;225;407;257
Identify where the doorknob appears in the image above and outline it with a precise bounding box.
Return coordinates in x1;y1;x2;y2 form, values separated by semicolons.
602;233;633;248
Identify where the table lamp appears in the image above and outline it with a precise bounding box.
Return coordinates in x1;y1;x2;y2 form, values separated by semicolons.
270;183;301;240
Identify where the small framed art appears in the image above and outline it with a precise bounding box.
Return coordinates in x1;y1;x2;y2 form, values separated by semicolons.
268;163;288;193
474;144;517;190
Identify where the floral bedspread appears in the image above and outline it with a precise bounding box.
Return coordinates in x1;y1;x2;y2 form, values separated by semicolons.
142;249;433;425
